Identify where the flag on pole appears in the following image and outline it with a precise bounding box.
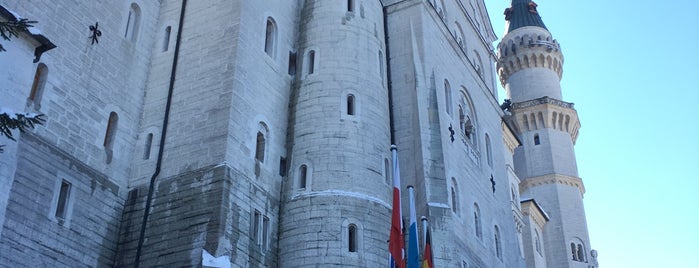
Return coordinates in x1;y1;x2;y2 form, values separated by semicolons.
421;217;434;268
389;145;405;268
407;186;420;268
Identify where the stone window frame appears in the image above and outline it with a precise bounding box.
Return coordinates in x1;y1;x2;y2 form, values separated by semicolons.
48;174;76;228
124;3;141;42
27;63;48;110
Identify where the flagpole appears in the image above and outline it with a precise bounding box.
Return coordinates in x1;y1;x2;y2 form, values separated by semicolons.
389;145;405;268
407;186;420;268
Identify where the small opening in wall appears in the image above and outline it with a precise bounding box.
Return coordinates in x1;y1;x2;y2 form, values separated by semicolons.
55;180;71;223
288;52;297;76
348;224;357;252
347;95;355;115
534;134;540;145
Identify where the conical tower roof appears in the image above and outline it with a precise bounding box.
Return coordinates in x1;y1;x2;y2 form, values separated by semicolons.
504;0;547;34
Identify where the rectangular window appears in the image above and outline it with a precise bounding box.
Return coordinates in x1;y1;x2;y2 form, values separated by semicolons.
288;52;297;76
253;210;261;244
279;157;287;177
55;180;71;223
262;216;270;249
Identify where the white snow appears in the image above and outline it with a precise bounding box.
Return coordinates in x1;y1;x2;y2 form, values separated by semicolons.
4;7;21;21
0;107;40;120
427;202;450;209
201;249;231;268
27;27;41;35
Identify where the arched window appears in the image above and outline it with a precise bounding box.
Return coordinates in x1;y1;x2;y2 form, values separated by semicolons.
347;94;355;115
298;164;308;189
124;3;141;42
451;178;458;214
264;17;277;58
459;89;476;143
255;131;266;162
494;225;502;259
534;134;540;145
28;63;48;109
571;243;578;261
444;80;452;115
474;203;482;239
162;26;171;52
577;244;585;262
473;50;484;76
348;224;357;252
485;134;492;167
104;112;119;164
535;229;542;255
143;133;153;160
307;50;316;74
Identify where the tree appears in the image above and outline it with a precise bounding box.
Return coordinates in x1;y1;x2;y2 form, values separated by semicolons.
0;18;36;52
0;111;45;152
1;17;43;152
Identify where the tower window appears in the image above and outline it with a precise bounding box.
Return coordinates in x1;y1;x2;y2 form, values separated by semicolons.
104;112;119;164
534;134;540;145
571;243;578;261
347;94;355;115
54;180;72;224
298;164;308;189
264;17;277;58
577;244;585;262
485;134;492;167
348;224;357;252
494;225;502;259
143;133;153;160
255;131;266;162
444;80;452;115
384;158;390;185
28;63;48;109
288;52;297;75
451;178;459;214
348;0;355;12
124;3;141;42
162;26;171;52
253;210;261;244
307;50;315;74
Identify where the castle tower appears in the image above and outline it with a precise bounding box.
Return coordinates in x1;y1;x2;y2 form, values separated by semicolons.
497;1;595;267
278;0;391;267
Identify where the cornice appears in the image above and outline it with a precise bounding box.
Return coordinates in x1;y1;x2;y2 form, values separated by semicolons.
519;173;586;197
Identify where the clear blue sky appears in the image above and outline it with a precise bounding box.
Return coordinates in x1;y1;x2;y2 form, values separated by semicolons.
484;0;699;267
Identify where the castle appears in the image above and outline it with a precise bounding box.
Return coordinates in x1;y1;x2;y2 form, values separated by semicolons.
0;0;597;267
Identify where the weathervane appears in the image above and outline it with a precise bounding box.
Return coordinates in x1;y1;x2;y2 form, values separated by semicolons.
89;22;102;45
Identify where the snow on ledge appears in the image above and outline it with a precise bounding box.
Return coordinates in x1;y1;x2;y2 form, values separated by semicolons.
202;249;231;268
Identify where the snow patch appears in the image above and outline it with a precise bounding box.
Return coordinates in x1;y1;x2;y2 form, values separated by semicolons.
0;107;40;120
27;27;41;35
201;249;230;268
427;202;450;209
4;7;21;21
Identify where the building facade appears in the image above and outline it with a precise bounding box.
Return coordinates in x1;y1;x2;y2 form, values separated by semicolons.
0;0;596;267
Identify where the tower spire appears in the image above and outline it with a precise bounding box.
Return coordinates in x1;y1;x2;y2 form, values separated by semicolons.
504;0;548;34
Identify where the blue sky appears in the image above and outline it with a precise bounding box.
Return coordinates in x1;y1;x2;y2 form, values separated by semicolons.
484;0;699;267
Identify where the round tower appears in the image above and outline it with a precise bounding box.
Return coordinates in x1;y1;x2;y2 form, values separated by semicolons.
497;1;595;267
278;0;391;267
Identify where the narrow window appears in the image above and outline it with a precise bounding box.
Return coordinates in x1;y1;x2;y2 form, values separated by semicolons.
379;51;385;85
534;134;540;145
485;134;492;167
444;80;452;115
28;63;48;108
535;229;542;255
308;50;315;74
104;112;119;164
571;243;578;261
288;52;297;75
255;131;265;162
451;186;457;213
348;0;355;12
143;133;153;160
348;224;357;252
264;18;276;58
124;3;141;42
279;157;287;176
494;226;502;259
262;216;270;249
253;210;261;244
162;26;171;52
55;180;71;223
347;94;355;115
299;165;308;189
474;203;482;238
577;244;585;262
